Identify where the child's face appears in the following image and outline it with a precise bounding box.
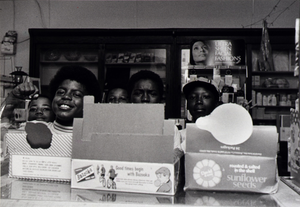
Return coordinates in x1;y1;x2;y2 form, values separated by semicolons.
156;173;169;183
107;88;128;103
52;79;87;126
187;86;217;122
130;79;161;103
28;97;55;122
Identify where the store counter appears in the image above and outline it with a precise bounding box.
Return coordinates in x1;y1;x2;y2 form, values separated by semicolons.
1;158;300;207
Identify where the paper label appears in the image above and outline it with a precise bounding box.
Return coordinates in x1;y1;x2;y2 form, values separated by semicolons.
10;154;71;181
184;153;278;193
71;159;177;195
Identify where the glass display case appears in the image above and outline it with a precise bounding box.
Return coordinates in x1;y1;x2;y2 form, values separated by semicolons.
29;29;174;118
38;46;100;94
103;44;168;103
29;28;296;120
179;40;248;120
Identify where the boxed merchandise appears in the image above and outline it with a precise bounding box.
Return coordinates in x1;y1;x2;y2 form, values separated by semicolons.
6;122;72;182
288;109;300;185
184;104;279;194
71;97;183;195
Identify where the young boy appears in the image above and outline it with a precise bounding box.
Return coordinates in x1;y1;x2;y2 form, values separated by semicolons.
128;70;164;104
3;65;101;134
183;77;220;123
28;95;55;122
106;87;128;104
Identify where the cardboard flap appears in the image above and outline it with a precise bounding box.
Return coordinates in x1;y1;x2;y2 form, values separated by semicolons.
82;104;164;141
186;124;278;157
72;132;174;163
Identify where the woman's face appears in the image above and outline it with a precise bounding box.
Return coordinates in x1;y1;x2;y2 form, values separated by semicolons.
192;41;209;64
52;79;87;126
187;86;217;122
107;88;128;103
28;97;55;122
130;79;161;103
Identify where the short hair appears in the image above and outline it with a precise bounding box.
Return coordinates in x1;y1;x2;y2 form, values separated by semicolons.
28;94;52;107
155;167;171;176
49;65;101;103
105;83;128;103
127;70;164;99
189;39;210;65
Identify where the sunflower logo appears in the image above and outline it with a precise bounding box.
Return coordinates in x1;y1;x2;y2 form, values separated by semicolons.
193;159;222;187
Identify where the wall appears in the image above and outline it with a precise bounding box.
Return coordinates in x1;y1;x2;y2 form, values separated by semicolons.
0;0;299;75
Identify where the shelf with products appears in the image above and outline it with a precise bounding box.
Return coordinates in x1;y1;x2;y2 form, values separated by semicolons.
103;46;168;104
250;45;298;125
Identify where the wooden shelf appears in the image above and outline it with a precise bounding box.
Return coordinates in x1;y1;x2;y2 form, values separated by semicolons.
252;87;298;91
252;71;295;75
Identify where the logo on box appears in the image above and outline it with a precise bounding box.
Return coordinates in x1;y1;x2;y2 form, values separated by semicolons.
193;159;222;187
75;165;95;183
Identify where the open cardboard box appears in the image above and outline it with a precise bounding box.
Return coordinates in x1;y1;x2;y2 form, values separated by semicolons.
71;97;183;195
184;104;279;194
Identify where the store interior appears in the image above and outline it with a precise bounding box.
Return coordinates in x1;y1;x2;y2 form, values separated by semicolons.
1;1;300;206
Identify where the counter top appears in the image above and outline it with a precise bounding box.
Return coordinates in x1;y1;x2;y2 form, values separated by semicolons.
1;158;300;207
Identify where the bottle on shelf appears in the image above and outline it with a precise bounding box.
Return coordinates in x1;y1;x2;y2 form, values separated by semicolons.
257;92;262;106
263;95;268;106
287;94;292;106
271;95;277;106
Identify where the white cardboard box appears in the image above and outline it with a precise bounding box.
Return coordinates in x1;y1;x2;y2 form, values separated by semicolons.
6;128;72;182
184;124;279;194
71;99;183;195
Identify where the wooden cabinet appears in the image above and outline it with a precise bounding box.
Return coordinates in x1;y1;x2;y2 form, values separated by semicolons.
29;28;297;120
29;29;175;118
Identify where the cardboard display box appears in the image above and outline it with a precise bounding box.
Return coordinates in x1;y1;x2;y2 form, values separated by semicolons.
288;109;300;186
6;124;72;182
184;105;279;194
71;97;183;195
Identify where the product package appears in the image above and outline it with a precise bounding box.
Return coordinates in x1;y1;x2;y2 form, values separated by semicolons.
71;97;183;195
184;104;279;194
288;109;300;186
6;122;72;182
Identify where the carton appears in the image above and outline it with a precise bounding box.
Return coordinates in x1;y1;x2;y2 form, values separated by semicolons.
6;127;72;182
71;97;183;195
184;104;279;194
288;109;300;185
184;125;279;193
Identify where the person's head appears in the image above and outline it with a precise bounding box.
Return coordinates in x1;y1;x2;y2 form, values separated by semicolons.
128;70;164;103
106;85;128;104
190;40;209;66
155;167;171;183
183;78;219;122
28;95;55;122
49;65;101;126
